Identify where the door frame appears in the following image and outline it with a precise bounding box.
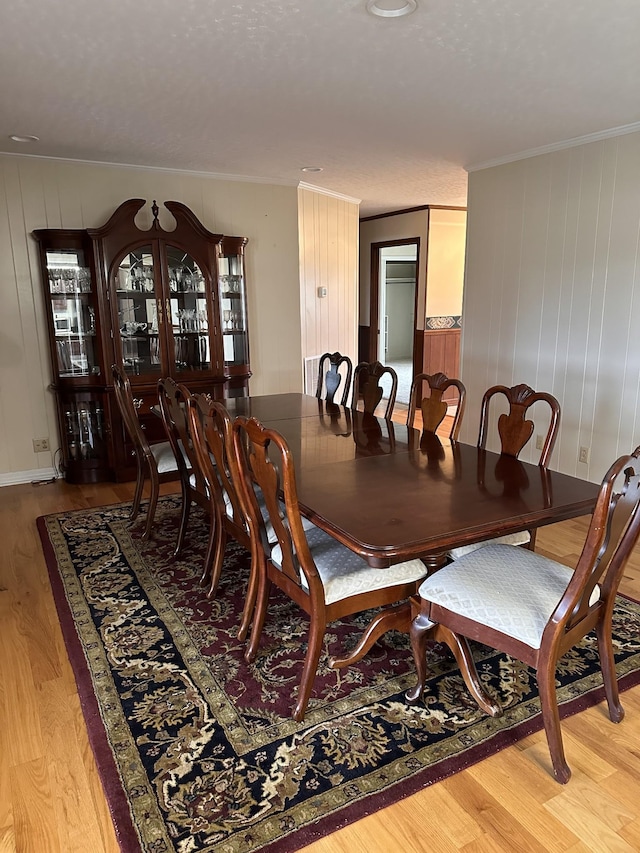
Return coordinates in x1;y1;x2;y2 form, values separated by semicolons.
368;238;423;373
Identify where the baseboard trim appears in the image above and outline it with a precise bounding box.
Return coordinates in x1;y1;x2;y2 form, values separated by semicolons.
0;467;58;487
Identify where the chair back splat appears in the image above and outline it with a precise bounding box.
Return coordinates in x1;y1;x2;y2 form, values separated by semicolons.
479;382;560;466
316;351;353;407
353;360;398;420
231;415;427;722
111;364;179;540
406;372;466;440
407;445;640;784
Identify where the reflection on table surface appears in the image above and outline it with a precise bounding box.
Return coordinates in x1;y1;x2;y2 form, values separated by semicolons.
290;438;596;567
224;395;598;568
224;392;327;421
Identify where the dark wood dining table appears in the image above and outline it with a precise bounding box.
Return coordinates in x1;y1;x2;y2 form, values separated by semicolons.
228;394;600;572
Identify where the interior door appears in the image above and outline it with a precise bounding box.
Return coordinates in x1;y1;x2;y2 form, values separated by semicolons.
369;239;420;406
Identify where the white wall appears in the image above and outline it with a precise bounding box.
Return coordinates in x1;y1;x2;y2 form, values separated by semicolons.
425;208;466;318
0;154;301;480
298;188;359;372
461;130;640;482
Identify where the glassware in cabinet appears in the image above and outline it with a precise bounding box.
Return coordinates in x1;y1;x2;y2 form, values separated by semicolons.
44;246;101;379
219;236;250;371
166;244;212;375
57;393;111;483
113;244;162;377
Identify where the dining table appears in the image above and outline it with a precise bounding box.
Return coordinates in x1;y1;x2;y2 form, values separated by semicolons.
220;392;601;668
226;393;600;569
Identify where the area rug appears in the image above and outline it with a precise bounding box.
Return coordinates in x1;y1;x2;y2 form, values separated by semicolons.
38;497;640;853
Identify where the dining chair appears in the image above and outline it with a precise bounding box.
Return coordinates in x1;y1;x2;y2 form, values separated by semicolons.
111;364;180;540
448;382;561;558
157;378;207;556
406;372;466;440
187;395;319;636
406;445;640;783
352;360;398;420
187;395;256;634
316;351;353;406
231;415;427;722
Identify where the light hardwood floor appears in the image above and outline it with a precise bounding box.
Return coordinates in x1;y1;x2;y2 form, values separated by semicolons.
2;471;640;853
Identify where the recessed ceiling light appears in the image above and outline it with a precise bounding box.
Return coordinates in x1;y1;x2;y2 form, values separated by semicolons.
9;134;40;143
301;166;323;173
366;0;417;18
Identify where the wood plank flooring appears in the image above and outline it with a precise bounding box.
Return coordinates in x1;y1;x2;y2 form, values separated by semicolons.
1;468;640;853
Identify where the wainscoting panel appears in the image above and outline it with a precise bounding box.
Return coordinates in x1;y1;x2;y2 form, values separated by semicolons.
421;329;461;402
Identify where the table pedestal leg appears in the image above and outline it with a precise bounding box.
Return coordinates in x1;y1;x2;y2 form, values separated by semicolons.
421;551;448;574
328;601;411;669
405;620;502;718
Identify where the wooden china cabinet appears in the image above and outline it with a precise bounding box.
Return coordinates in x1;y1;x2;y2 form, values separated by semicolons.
34;198;251;483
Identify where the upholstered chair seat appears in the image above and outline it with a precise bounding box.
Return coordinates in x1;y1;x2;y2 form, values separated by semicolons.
271;525;426;605
152;441;182;474
418;543;599;649
448;530;531;560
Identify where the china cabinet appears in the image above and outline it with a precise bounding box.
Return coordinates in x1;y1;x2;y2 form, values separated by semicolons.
34;199;251;483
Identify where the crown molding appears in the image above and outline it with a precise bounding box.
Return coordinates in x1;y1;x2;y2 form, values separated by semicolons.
298;181;361;206
0;150;301;188
467;120;640;173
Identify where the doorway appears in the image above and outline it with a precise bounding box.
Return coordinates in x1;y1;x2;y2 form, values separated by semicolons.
370;239;420;406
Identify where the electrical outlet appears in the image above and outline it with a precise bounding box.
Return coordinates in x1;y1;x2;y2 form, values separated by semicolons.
33;438;50;453
535;434;544;451
578;445;590;464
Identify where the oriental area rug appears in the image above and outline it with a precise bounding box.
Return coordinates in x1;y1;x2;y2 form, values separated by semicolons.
38;497;640;853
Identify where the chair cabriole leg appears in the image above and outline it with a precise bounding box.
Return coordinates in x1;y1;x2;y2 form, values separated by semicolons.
142;468;160;541
174;483;191;556
238;551;262;641
293;613;324;722
130;458;145;522
207;527;227;599
537;664;571;783
245;574;271;664
596;613;625;723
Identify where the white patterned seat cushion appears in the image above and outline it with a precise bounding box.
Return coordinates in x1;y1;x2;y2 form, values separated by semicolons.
418;542;599;649
448;530;531;560
150;441;180;474
271;525;427;605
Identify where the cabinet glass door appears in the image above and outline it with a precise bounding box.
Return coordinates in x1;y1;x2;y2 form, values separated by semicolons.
219;247;248;367
114;244;161;377
63;398;106;464
46;248;100;378
166;246;212;374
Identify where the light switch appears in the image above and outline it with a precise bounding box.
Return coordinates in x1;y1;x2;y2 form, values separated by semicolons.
317;286;327;298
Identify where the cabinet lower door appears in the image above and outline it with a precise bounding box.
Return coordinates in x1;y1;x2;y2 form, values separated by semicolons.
56;391;111;483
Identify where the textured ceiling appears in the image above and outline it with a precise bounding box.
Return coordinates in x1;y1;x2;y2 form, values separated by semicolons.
1;0;639;217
